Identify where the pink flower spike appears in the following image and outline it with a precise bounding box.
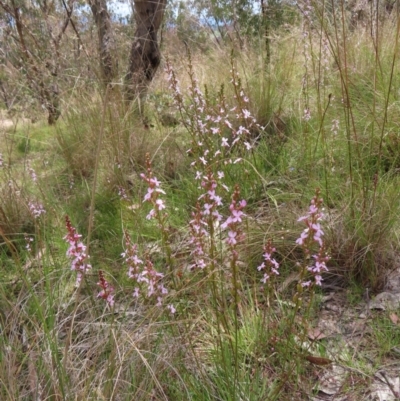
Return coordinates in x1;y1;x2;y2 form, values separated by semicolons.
97;270;115;307
296;189;329;285
65;216;91;285
75;272;83;286
28;201;46;219
123;233;170;305
257;240;280;280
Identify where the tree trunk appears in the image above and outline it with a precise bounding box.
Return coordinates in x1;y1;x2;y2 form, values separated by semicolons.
46;84;61;125
125;0;167;101
88;0;118;85
261;0;271;65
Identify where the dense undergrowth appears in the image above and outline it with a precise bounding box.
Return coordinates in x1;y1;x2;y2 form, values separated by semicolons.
1;6;400;400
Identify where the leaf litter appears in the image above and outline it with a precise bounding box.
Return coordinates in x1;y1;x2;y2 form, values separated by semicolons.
308;267;400;400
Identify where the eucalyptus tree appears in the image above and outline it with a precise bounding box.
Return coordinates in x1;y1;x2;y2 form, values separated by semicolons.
88;0;117;85
0;0;75;124
88;0;167;103
125;0;167;101
189;0;258;43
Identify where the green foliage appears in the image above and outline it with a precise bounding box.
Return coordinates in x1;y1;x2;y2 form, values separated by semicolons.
175;2;211;51
371;314;400;360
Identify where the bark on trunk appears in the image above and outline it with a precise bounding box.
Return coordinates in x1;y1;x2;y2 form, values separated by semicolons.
46;84;61;125
125;0;167;101
261;0;271;65
89;0;117;85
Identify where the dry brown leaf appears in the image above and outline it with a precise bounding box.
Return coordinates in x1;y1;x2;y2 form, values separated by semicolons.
305;355;333;366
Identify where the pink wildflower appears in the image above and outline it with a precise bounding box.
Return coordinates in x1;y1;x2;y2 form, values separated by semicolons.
28;201;46;219
258;240;280;284
199;156;207;165
203;203;213;215
199;173;224;222
146;209;156;220
118;186;128;200
227;230;237;245
156;199;166;210
97;270;115;307
123;233;170;308
64;216;91;286
242;109;251;119
221;137;230;147
221;197;246;230
221;185;246;260
296;189;330;286
167;304;176;314
303;108;311;121
141;154;166;221
28;165;37;182
25;236;34;252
